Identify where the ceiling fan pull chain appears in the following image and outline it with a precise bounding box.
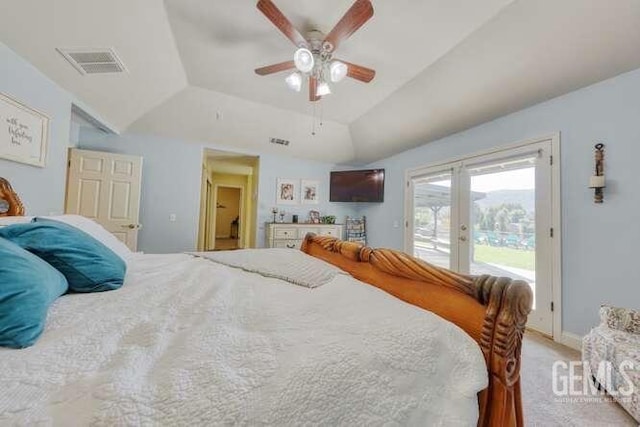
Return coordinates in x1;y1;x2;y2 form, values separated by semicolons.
311;101;317;136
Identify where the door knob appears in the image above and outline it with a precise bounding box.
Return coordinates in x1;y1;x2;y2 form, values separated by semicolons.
459;236;467;242
121;224;140;230
460;224;468;231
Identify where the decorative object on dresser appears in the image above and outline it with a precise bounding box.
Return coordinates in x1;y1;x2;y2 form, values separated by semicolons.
308;210;320;224
276;178;298;205
0;177;25;216
320;215;336;224
0;93;49;167
266;222;343;249
345;216;367;245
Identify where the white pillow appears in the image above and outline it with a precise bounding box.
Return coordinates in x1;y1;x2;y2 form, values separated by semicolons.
0;216;33;227
41;215;132;261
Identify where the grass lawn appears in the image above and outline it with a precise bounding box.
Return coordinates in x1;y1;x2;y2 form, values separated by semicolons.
473;244;535;271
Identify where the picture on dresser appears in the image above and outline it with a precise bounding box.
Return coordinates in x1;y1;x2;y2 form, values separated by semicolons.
301;180;319;205
276;178;298;205
308;210;320;224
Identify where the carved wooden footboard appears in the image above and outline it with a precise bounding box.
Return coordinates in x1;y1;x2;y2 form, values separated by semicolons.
301;234;532;427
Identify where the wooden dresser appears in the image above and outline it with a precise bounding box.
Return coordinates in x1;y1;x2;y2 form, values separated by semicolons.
266;223;344;250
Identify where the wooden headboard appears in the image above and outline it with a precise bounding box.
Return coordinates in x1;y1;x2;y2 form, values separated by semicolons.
302;234;532;427
0;178;25;217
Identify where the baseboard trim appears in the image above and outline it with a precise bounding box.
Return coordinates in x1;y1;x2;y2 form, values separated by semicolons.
558;331;583;352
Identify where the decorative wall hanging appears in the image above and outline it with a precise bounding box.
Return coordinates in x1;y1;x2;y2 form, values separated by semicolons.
276;178;298;205
588;143;605;203
301;180;319;205
0;92;49;167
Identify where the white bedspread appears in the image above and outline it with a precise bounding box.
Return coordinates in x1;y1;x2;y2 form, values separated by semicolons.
0;253;487;426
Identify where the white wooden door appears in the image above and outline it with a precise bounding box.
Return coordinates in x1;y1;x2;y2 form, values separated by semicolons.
65;148;143;250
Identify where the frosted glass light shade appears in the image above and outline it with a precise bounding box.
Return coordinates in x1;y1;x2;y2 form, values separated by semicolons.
285;72;302;92
293;48;314;73
316;81;331;96
330;61;348;82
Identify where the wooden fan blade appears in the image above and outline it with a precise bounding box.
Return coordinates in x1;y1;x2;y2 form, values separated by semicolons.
324;0;373;51
257;0;308;48
255;60;296;75
335;59;376;83
309;76;320;102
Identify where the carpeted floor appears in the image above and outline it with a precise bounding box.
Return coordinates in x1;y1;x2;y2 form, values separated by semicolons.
521;332;636;426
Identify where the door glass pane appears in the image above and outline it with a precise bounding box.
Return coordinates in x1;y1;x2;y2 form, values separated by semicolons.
469;164;537;308
412;171;452;269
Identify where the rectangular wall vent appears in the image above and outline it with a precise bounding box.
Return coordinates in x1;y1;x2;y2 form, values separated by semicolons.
56;48;127;75
270;137;290;146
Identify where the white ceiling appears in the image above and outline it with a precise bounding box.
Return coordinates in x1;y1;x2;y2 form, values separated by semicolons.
0;0;187;131
165;0;513;124
1;0;639;164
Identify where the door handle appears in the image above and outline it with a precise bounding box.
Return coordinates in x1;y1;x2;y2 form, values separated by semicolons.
121;224;141;230
459;236;467;242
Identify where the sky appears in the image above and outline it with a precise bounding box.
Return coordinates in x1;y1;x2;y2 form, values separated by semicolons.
424;167;535;192
471;167;535;192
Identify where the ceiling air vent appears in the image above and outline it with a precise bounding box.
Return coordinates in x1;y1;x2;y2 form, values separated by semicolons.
270;137;290;146
56;48;127;75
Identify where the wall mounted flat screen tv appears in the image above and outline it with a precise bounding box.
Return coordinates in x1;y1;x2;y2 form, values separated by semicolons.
330;169;385;203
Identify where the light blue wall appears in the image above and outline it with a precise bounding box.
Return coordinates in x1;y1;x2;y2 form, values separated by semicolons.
362;67;640;336
5;38;636;336
0;43;74;215
78;130;359;253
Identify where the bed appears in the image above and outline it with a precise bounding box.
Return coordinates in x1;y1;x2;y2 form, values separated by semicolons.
0;177;532;426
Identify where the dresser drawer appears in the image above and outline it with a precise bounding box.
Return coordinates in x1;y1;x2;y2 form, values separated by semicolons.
272;240;301;250
297;227;319;239
273;227;297;239
318;227;341;238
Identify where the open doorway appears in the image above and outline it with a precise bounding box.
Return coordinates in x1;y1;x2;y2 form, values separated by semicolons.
198;149;259;251
214;186;242;250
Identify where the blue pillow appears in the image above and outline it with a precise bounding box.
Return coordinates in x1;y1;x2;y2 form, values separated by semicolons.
0;237;68;348
0;218;126;292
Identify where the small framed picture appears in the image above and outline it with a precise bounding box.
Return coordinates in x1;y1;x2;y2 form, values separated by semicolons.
276;178;298;205
309;210;320;224
301;180;319;205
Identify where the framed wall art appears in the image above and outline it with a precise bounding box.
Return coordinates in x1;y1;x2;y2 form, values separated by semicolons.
301;180;319;204
0;92;49;167
276;178;298;205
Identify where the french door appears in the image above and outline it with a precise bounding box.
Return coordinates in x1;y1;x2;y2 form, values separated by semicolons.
406;139;556;335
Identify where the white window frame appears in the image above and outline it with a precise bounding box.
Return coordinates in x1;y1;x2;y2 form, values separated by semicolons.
404;133;562;340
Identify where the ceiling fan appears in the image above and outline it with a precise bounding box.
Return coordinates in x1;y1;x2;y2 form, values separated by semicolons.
254;0;376;102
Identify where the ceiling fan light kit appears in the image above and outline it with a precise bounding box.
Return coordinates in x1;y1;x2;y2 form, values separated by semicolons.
285;72;302;92
293;48;315;73
255;0;376;102
330;61;348;83
316;81;331;96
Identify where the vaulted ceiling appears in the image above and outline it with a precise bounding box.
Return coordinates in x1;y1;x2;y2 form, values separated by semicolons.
1;0;640;164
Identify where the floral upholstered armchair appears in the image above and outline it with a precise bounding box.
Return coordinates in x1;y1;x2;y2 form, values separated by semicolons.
583;305;640;422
